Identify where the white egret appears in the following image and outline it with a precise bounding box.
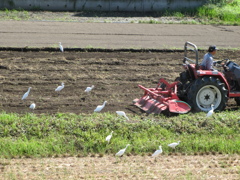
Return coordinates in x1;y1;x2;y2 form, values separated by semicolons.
22;87;31;100
105;131;113;143
206;104;214;117
59;42;64;52
115;144;130;157
116;111;129;120
55;82;64;92
151;145;163;157
85;85;94;93
94;101;107;112
29;103;36;110
168;141;181;149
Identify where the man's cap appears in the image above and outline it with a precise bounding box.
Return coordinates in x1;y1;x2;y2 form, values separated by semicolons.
208;45;218;52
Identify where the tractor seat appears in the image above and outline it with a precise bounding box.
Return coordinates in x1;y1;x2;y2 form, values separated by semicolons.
187;64;196;79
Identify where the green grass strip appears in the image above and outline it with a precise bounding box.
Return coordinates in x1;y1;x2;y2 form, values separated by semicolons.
0;111;239;158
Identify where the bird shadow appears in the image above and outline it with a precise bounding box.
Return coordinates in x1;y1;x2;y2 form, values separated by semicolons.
127;105;180;117
125;106;139;114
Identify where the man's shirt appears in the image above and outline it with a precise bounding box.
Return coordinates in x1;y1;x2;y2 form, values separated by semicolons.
200;53;215;70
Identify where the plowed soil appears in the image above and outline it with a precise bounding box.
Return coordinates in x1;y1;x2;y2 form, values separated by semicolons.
1;50;240;115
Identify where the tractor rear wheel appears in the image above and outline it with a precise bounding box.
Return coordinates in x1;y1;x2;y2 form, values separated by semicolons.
188;76;228;112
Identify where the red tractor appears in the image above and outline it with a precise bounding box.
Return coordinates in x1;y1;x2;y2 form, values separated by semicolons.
134;41;240;114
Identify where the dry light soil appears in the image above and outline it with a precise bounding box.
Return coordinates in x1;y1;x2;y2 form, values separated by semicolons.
1;154;240;179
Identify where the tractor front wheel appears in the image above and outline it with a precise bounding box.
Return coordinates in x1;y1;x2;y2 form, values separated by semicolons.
188;76;228;112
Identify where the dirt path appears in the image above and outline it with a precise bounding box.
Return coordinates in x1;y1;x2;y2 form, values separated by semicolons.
1;154;239;179
0;21;240;49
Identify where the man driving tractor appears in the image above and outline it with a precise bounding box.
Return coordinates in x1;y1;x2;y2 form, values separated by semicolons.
200;45;222;70
134;41;240;114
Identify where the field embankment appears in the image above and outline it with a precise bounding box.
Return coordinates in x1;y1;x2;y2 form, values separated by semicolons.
0;112;239;158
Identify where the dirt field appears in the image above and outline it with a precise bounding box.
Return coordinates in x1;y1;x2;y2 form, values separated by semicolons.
1;50;240;115
1;154;239;179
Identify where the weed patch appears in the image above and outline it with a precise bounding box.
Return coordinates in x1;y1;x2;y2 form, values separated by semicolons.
196;0;240;25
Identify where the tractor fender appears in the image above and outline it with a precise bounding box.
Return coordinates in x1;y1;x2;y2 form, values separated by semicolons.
196;70;230;96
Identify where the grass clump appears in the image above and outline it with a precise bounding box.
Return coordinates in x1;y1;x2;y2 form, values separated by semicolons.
139;19;161;24
0;8;30;20
196;0;240;25
0;111;239;158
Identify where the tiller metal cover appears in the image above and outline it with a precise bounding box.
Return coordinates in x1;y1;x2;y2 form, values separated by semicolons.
133;78;191;114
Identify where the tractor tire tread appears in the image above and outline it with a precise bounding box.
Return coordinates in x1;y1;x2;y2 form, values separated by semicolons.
187;76;228;112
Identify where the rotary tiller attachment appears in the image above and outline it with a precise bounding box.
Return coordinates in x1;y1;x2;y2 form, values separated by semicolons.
133;78;191;114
